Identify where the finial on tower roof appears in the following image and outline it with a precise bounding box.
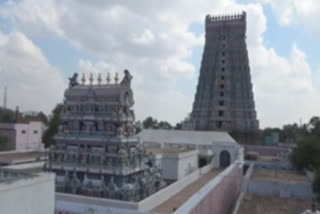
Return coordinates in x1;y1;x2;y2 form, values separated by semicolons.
89;73;93;85
115;73;119;84
97;73;102;85
106;72;111;84
81;73;86;85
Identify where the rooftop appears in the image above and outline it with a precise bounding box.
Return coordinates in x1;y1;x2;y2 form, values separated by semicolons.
137;129;239;147
238;193;312;214
0;168;36;183
152;169;221;214
147;147;194;154
252;168;309;184
0;151;44;164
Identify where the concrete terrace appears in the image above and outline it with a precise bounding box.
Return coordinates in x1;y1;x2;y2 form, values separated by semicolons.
238;193;312;214
252;168;309;184
152;169;222;214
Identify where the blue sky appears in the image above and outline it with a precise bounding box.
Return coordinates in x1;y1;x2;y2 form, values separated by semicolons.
0;0;319;128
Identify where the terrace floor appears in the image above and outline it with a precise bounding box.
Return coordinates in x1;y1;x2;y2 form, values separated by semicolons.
252;168;309;184
238;193;312;214
152;169;221;214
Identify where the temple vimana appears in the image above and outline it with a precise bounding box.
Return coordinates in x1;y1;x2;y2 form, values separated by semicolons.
46;70;162;201
184;12;259;142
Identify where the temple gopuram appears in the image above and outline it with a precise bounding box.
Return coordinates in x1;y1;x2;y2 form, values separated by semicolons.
46;70;162;201
184;12;260;144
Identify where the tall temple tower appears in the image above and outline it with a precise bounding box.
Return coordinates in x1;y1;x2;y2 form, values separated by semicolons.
188;12;259;135
47;71;162;201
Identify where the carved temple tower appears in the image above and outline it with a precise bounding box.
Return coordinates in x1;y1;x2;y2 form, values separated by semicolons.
46;70;162;201
187;12;259;141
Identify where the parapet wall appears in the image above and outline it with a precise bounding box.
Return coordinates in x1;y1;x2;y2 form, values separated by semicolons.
55;164;213;213
138;164;212;211
247;180;314;199
174;161;243;214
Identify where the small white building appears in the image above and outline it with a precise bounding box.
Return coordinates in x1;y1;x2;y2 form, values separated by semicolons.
0;168;55;214
15;121;45;151
0;121;45;152
147;148;198;182
137;129;243;168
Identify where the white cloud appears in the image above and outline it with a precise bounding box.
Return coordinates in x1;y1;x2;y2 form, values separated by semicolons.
260;0;320;36
131;29;155;46
0;30;65;114
0;0;319;127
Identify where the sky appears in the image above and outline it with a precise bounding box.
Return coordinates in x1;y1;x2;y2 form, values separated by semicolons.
0;0;319;128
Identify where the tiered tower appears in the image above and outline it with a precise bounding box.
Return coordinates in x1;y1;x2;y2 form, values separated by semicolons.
47;70;162;201
188;12;259;135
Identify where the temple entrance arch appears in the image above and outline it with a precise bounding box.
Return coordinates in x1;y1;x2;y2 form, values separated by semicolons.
219;150;230;168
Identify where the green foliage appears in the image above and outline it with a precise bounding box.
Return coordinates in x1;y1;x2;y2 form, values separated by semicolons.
142;117;158;129
42;104;63;148
142;116;173;130
290;136;320;170
0;135;8;151
38;111;49;125
0;108;15;123
313;169;320;203
174;123;182;130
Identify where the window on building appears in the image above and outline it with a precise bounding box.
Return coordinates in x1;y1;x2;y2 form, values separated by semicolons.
220;84;225;89
222;35;226;40
21;130;26;134
221;67;225;72
217;121;223;128
218;111;224;117
33;130;38;134
222;44;226;48
222;52;225;56
219;101;224;106
221;76;225;80
220;92;224;97
222;60;225;64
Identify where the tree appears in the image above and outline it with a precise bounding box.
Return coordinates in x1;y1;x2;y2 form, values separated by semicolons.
0;135;8;151
313;169;320;203
134;121;143;134
0;108;15;123
38;111;49;126
309;116;320;137
174;123;182;130
290;135;320;170
142;117;158;129
42;104;63;148
281;124;299;143
158;121;172;129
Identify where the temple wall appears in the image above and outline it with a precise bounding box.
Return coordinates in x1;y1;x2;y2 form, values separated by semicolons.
174;161;243;214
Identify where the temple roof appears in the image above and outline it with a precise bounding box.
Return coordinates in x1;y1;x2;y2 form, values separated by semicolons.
65;84;128;98
136;129;240;148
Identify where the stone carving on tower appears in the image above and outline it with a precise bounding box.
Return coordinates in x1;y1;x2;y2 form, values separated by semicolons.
47;70;163;201
185;12;259;143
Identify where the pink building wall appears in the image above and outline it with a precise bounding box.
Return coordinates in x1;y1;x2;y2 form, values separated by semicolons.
175;162;243;214
15;121;45;151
